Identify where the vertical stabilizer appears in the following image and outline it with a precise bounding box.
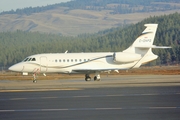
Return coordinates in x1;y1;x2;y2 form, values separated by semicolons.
123;24;158;54
123;24;159;68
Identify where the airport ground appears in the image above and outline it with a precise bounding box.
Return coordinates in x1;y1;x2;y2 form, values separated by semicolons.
0;66;180;120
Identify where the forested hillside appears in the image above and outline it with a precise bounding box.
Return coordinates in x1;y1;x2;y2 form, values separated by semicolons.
0;13;180;67
0;0;180;35
1;0;180;15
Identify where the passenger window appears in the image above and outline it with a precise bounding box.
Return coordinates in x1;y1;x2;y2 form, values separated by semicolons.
67;59;69;62
84;59;86;62
71;59;73;62
55;60;58;62
79;59;82;62
63;59;65;62
75;59;77;62
59;60;61;62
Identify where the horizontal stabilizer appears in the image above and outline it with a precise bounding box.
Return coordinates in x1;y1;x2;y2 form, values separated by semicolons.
135;45;171;49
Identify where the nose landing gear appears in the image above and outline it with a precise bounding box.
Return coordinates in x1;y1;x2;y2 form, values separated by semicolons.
33;73;37;83
32;68;40;83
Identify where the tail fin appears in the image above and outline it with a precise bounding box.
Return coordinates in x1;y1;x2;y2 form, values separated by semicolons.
123;24;171;68
123;24;158;54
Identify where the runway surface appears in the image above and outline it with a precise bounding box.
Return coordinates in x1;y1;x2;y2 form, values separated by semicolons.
0;75;180;120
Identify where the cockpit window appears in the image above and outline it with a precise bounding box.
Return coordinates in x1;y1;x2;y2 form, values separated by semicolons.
32;58;36;61
23;58;36;62
28;58;32;61
23;58;29;62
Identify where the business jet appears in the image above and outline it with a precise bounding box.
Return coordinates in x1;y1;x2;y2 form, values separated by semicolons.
9;24;170;83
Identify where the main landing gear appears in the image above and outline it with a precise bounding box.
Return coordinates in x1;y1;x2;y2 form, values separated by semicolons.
85;73;101;81
85;74;91;81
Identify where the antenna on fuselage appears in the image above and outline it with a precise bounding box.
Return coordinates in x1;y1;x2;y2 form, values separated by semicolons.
65;50;68;54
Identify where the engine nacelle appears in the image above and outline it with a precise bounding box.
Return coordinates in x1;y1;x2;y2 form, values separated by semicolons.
113;52;141;63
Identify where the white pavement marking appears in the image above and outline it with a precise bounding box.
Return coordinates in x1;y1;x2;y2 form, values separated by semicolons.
0;107;180;112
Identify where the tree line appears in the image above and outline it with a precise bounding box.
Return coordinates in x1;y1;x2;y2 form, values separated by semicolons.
0;13;180;67
1;0;180;15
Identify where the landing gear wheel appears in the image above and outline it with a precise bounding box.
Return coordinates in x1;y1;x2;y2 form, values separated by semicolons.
33;73;37;83
94;73;101;81
94;76;97;81
33;79;37;83
94;76;100;81
85;74;91;81
85;77;91;81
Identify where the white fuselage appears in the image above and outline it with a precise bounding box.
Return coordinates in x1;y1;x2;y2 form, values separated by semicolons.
9;52;139;74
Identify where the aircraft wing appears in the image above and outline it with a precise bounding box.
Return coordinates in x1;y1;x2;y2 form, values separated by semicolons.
72;68;126;73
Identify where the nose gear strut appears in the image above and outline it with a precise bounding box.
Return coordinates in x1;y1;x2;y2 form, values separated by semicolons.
32;68;40;83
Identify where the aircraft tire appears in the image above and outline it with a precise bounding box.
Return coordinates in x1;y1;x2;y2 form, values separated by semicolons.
85;77;91;81
94;76;100;81
33;80;37;83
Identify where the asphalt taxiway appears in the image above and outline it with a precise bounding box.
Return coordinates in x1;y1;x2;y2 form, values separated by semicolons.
0;75;180;120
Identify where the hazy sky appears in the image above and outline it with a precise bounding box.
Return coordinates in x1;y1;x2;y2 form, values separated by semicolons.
0;0;71;12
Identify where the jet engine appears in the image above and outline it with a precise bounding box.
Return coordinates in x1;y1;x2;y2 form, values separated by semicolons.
113;52;141;63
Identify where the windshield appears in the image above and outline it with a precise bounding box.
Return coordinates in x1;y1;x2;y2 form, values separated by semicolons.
23;58;36;62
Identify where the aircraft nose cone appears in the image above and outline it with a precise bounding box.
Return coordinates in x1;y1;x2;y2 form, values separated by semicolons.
8;63;24;72
8;66;16;71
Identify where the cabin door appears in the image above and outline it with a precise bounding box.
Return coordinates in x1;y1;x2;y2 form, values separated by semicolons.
40;56;48;73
